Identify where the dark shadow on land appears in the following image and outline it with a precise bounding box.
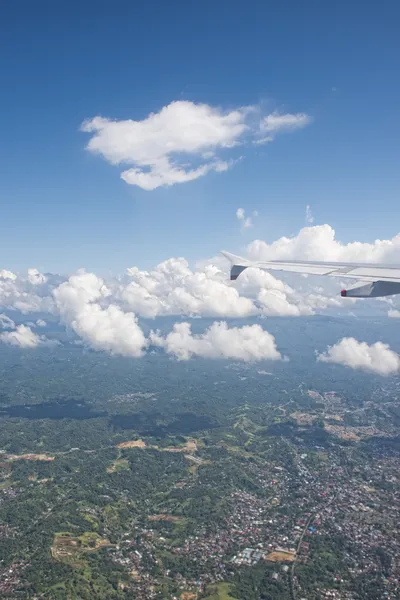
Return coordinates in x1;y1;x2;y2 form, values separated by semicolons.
360;436;400;457
0;400;219;438
265;420;333;448
0;398;106;420
111;411;219;437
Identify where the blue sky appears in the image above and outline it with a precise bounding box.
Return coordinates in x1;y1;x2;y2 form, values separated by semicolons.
1;0;399;274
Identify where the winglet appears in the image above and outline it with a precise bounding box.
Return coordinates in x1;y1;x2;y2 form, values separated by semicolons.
220;251;250;265
220;251;251;280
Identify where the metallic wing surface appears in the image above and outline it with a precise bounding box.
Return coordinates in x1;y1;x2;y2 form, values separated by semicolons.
220;251;400;298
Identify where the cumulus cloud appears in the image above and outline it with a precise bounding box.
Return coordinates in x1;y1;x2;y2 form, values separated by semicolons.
0;267;57;315
81;101;311;190
317;338;400;376
53;271;147;357
0;270;17;281
2;222;400;359
0;324;42;348
305;204;314;224
248;224;400;263
27;268;47;285
123;258;256;318
0;316;55;348
0;233;358;345
0;272;54;313
123;257;344;321
36;319;47;327
388;309;400;318
234;266;341;317
258;288;309;316
150;321;284;362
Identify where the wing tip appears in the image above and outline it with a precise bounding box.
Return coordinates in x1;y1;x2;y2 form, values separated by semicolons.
220;250;250;266
220;251;250;281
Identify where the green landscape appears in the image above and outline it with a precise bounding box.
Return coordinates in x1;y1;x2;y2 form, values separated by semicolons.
1;342;400;598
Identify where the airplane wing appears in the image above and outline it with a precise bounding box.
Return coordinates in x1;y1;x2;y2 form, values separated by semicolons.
220;251;400;298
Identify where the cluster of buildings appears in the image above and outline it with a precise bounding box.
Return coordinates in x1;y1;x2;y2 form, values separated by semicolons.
2;385;400;599
107;427;400;600
231;547;264;566
0;561;29;597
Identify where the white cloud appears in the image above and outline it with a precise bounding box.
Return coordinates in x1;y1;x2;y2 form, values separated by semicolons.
253;135;274;146
0;314;15;329
388;309;400;318
234;266;341;316
0;269;56;314
36;319;47;327
123;258;256;318
236;207;255;229
0;324;41;348
2;222;400;357
260;111;311;137
121;158;230;190
258;288;308;316
248;224;400;264
53;271;147;357
27;268;47;285
122;257;346;322
0;249;351;343
305;204;314;224
0;270;17;281
150;321;284;362
317;337;400;376
81;101;311;190
81;101;247;190
0;318;55;348
236;267;306;316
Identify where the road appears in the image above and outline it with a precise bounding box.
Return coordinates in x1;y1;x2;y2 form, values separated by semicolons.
289;511;315;600
289;463;339;600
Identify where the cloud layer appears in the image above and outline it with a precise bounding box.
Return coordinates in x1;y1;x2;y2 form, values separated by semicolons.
317;337;400;376
81;101;311;190
1;223;400;359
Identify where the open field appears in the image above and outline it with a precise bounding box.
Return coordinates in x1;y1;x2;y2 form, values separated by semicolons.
202;582;237;599
148;514;181;522
51;532;111;565
106;458;130;473
6;453;55;461
265;550;296;562
116;439;147;449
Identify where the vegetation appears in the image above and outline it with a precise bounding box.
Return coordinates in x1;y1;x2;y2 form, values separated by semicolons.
1;320;400;598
